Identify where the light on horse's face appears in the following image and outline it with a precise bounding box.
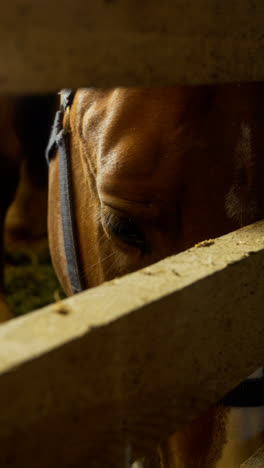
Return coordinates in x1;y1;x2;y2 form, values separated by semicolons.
49;84;264;294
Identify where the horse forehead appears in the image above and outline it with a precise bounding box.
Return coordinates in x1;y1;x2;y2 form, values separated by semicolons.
78;86;197;137
77;88;187;182
78;86;209;170
79;87;215;206
77;83;264;134
77;84;264;189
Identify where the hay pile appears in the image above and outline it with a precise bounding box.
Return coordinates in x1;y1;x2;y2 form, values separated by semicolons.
5;242;65;316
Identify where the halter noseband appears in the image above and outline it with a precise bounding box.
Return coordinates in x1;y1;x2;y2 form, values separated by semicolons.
45;89;84;294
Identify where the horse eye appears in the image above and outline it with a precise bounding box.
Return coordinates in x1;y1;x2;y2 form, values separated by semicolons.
102;211;146;251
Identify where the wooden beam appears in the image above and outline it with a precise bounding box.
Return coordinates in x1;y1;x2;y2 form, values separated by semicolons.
241;445;264;467
1;221;264;467
1;0;264;92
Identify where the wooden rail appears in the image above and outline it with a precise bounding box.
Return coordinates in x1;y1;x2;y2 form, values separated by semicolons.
241;445;264;467
0;221;264;466
1;0;264;92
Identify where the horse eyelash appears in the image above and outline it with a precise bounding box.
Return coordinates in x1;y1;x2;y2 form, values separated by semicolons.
101;209;146;251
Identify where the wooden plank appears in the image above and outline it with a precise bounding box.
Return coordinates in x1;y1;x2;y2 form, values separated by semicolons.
1;221;264;467
241;445;264;467
1;0;264;92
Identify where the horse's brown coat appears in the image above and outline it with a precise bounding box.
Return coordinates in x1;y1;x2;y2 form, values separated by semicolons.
48;84;264;467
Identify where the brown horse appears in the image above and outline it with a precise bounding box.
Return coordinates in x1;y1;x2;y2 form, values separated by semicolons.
48;84;264;467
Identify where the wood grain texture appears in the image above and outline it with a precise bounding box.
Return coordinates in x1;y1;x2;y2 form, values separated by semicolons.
1;221;264;466
1;0;264;92
241;445;264;467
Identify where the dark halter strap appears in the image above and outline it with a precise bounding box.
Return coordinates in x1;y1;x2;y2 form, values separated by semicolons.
46;89;264;407
45;89;85;294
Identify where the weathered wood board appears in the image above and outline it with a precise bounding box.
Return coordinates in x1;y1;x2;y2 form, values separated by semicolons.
241;444;264;467
1;0;264;92
0;221;264;466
